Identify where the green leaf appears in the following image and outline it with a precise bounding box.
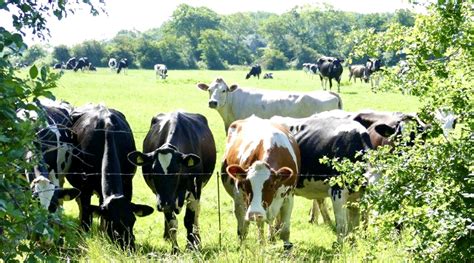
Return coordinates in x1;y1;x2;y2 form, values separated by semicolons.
40;66;47;81
29;65;38;79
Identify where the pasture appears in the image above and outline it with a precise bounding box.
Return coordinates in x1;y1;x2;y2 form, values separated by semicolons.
54;68;420;261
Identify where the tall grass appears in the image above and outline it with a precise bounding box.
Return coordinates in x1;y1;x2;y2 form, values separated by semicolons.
54;68;419;261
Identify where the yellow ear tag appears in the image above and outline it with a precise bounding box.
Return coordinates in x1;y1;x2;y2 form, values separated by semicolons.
137;156;144;164
188;158;194;166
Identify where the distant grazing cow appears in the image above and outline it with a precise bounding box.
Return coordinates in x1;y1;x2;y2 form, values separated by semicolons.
302;63;311;74
366;58;382;89
317;56;344;93
65;57;77;70
197;77;343;132
88;63;96;71
67;104;153;249
53;62;65;70
271;114;373;242
74;57;90;72
263;72;273;79
221;116;300;249
348;65;369;83
108;58;117;71
117;58;128;74
154;64;168;79
128;111;216;252
17;99;80;212
245;64;262;79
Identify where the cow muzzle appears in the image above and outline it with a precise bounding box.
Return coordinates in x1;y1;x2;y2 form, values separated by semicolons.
208;100;218;109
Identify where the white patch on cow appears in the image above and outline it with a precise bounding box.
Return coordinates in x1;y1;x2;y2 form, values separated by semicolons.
333;122;366;135
435;109;456;136
245;161;271;221
158;152;172;174
266;185;291;222
156;193;162;208
49;170;59;187
32;176;55;209
237;116;297;169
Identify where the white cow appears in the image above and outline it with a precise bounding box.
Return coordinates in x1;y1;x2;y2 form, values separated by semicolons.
197;77;343;132
154;64;168;79
108;58;117;72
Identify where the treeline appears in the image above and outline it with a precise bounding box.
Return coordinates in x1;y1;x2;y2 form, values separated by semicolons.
20;4;415;70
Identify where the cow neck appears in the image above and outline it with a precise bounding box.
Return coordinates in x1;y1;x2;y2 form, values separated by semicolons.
218;90;236;131
101;119;124;199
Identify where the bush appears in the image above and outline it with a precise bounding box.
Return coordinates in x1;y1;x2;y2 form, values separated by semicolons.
261;48;288;70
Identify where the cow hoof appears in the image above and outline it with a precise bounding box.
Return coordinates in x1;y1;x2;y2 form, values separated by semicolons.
283;242;293;250
171;246;180;254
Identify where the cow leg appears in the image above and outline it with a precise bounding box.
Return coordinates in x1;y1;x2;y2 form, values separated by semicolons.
308;200;320;223
184;197;201;250
336;78;341;93
318;198;332;224
279;196;294;250
320;76;325;90
233;192;249;241
164;212;179;253
331;188;349;243
77;191;92;231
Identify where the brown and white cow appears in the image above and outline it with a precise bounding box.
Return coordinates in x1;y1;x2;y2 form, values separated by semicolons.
221;116;300;249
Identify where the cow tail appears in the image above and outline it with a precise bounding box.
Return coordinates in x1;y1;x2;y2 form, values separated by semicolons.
329;91;343;109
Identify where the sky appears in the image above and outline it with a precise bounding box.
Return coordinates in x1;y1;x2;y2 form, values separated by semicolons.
0;0;419;47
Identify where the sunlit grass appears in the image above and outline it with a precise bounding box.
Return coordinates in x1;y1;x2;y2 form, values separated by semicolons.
54;68;420;261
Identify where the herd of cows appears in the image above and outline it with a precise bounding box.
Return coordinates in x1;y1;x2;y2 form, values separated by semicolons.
21;61;456;253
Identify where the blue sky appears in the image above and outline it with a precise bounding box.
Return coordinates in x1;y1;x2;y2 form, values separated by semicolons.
0;0;420;46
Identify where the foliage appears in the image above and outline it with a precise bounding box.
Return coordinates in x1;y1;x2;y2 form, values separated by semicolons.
0;0;103;260
260;48;288;70
71;40;107;67
342;1;473;260
52;44;71;64
18;44;47;65
198;29;232;70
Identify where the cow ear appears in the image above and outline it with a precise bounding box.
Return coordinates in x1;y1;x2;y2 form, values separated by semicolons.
374;124;396;138
181;153;201;168
128;151;152;166
56;188;81;201
131;203;154;217
228;84;238;92
275;167;295;184
197;83;209;91
226;165;247;181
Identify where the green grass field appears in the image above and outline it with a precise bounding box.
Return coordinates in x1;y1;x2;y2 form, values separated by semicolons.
54;68;420;262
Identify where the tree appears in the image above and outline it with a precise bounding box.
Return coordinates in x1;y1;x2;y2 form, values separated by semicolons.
71;40;106;66
347;2;473;261
0;0;104;260
198;29;230;70
261;48;288;70
20;44;47;65
167;4;221;60
52;44;71;63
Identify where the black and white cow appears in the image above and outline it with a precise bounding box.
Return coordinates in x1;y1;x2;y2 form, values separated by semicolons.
348;65;369;83
65;57;77;70
246;64;262;79
154;64;168;79
366;58;382;89
108;58;117;72
317;56;344;93
128;111;216;252
117;58;128;74
53;62;65;70
74;57;90;72
271;114;373;241
18;99;80;213
67;104;153;249
263;72;273;79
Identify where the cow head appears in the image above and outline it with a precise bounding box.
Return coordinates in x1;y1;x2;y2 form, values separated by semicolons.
128;145;201;213
30;174;81;212
367;59;382;73
91;195;153;249
226;161;295;222
197;78;238;109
